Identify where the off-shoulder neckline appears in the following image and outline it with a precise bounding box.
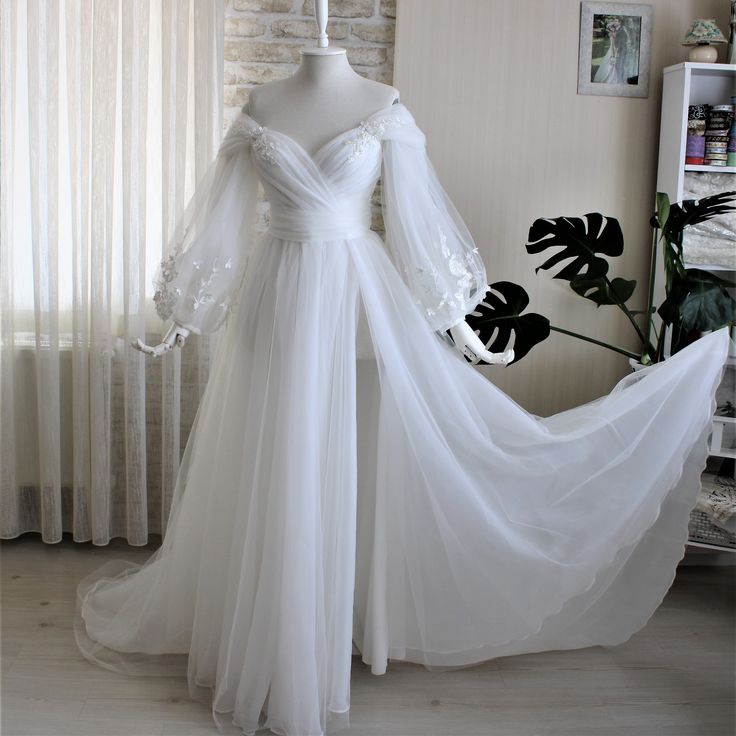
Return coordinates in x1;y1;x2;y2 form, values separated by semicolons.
239;98;405;162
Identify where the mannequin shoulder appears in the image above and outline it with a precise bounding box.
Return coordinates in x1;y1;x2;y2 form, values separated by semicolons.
375;81;400;105
243;79;400;119
361;79;400;108
242;82;283;117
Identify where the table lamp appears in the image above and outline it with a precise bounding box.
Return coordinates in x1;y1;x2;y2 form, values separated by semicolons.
682;19;727;63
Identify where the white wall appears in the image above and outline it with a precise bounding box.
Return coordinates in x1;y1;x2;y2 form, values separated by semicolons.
394;0;730;415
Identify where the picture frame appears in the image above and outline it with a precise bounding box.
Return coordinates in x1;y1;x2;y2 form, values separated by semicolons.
577;1;653;98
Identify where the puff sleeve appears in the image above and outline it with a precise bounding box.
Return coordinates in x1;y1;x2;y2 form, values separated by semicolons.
152;112;259;335
380;105;489;332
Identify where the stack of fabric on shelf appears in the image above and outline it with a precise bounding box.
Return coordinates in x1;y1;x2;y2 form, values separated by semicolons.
686;104;708;164
704;103;733;166
728;95;736;167
696;480;736;533
681;171;736;268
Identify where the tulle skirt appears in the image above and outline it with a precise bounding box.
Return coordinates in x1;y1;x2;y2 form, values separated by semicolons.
74;228;731;736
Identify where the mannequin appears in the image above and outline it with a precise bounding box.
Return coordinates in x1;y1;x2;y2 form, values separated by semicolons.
135;1;513;366
74;8;732;736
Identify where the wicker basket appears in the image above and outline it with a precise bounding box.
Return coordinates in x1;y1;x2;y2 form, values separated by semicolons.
688;508;736;549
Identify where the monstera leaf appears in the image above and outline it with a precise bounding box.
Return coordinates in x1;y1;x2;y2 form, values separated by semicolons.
658;268;736;332
527;213;622;277
464;281;550;364
662;190;736;244
656;190;736;299
569;273;638;306
526;213;636;309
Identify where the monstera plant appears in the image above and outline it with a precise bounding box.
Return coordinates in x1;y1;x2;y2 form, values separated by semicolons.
461;190;736;366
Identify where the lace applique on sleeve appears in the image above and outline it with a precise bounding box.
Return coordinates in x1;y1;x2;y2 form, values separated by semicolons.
246;125;278;165
379;109;488;332
151;112;260;334
345;113;408;163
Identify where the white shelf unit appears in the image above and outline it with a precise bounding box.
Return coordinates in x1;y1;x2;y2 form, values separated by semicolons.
655;63;736;283
684;164;736;173
657;62;736;206
655;62;736;553
710;417;736;460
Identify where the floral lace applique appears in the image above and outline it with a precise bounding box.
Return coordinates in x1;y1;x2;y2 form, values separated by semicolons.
153;225;190;322
408;225;485;324
223;113;253;144
152;112;253;329
152;225;235;323
153;254;181;322
345;114;407;163
248;125;278;165
225;112;278;165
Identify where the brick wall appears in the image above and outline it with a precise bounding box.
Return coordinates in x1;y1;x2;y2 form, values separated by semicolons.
224;0;397;114
223;0;397;232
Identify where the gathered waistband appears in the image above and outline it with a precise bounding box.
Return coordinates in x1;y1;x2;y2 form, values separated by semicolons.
267;203;372;241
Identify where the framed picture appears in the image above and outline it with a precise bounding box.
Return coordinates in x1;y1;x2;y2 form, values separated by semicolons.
578;2;653;98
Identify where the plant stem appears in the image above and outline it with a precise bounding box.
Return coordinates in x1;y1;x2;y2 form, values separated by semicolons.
602;274;651;350
650;319;659;342
642;225;659;361
549;325;640;360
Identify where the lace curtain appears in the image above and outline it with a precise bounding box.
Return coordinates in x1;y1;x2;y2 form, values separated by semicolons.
1;0;224;544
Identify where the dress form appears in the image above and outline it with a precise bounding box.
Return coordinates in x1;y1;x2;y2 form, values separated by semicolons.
77;7;731;731
245;0;397;153
246;53;398;158
135;0;512;365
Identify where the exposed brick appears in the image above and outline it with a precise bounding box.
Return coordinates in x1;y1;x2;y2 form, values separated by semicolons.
354;66;378;80
351;22;394;43
376;68;395;85
345;46;387;67
225;17;266;37
271;18;349;40
370;205;385;232
233;0;293;11
379;0;396;18
370;180;382;204
301;0;373;18
225;40;303;63
232;65;296;85
224;85;250;108
226;0;395;116
361;67;394;84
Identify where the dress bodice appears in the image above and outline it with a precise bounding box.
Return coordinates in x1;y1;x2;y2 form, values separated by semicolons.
223;102;419;242
152;96;488;336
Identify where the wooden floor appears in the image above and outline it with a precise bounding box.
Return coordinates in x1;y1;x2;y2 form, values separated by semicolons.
2;535;734;736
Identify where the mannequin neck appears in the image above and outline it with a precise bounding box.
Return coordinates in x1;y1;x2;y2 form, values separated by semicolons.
292;50;361;87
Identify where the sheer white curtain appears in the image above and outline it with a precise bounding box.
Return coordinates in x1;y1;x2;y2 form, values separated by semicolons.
1;0;224;544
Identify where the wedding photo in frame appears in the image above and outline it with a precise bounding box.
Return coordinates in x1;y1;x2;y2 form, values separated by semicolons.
578;1;653;98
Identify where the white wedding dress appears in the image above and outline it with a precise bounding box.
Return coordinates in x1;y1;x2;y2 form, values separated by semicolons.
74;98;731;736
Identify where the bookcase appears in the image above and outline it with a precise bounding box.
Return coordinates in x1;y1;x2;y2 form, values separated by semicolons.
655;62;736;553
657;63;736;202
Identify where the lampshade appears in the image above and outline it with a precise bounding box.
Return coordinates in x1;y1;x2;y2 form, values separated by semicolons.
682;18;727;45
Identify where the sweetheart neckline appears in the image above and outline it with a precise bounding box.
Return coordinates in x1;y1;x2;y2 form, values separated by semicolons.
240;99;404;163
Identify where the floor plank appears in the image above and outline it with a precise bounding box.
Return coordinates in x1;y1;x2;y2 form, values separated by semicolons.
2;534;734;736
